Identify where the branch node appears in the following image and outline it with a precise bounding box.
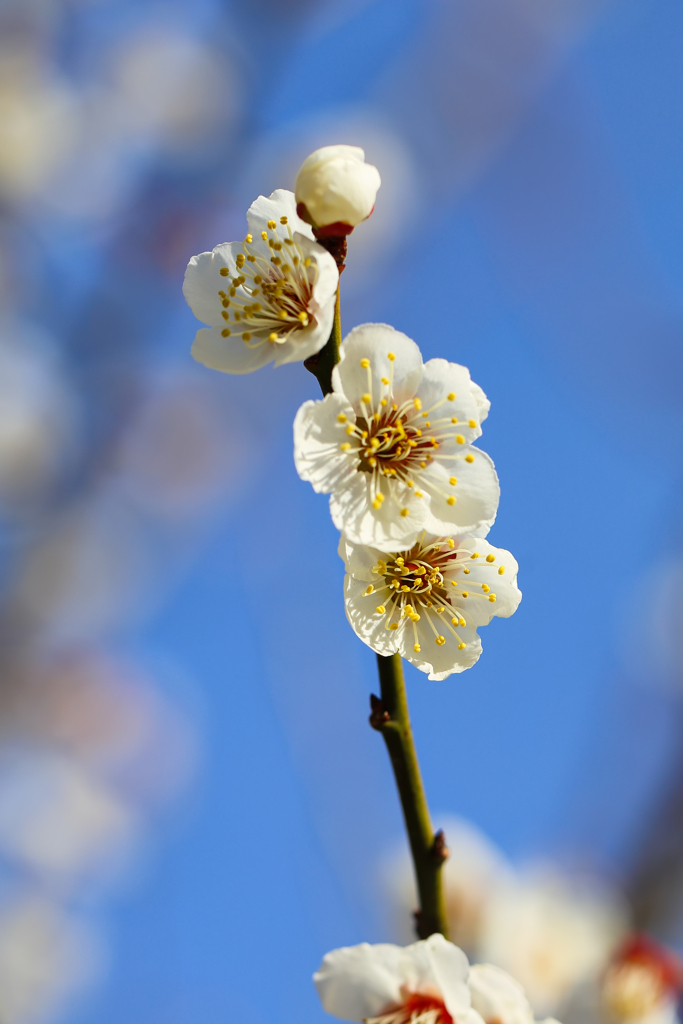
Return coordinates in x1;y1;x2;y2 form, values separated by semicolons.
431;829;450;864
369;693;390;731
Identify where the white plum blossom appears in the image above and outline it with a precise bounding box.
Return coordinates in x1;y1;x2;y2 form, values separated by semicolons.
294;324;499;553
295;144;381;234
184;189;338;374
341;532;521;680
314;934;484;1024
469;964;559;1024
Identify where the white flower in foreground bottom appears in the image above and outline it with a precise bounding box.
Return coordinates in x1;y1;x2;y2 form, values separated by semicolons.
314;934;484;1024
184;189;338;374
295;144;381;235
294;324;499;552
469;964;559;1024
341;532;520;679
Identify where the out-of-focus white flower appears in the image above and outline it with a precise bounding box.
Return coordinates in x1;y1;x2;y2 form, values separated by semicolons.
340;532;520;679
0;895;101;1024
314;934;484;1024
0;49;79;202
0;748;134;880
563;935;681;1024
185;189;338;374
295;144;381;235
0;323;76;503
294;324;499;552
478;866;628;1018
385;817;513;950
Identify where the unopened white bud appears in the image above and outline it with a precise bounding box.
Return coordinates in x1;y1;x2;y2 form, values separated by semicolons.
295;145;381;236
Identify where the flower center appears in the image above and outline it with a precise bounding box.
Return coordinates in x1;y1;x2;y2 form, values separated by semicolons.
362;537;502;654
366;993;453;1024
217;216;319;349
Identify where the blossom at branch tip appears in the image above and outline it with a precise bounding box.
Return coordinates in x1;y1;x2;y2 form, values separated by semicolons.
313;935;563;1024
314;934;484;1024
294;324;499;552
295;145;381;236
184;189;338;374
340;532;520;679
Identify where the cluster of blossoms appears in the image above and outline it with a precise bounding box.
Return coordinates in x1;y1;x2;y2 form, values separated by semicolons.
315;934;560;1024
185;150;521;679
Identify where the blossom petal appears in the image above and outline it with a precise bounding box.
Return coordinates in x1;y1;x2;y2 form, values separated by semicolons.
183;243;240;328
191;327;275;375
468;964;535;1024
423;447;499;538
344;576;400;657
246;188;313;239
314;943;405;1021
399;618;482;680
416;360;486;443
443;540;521;627
338;535;383;583
329;473;427;552
293;396;359;495
332;324;423;414
425;935;473;1021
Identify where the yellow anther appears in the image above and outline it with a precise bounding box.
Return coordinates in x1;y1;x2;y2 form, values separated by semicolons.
365;585;374;595
414;490;423;498
471;552;479;558
389;622;399;631
221;328;231;337
401;585;410;592
279;310;288;320
422;412;428;418
447;496;456;506
392;403;398;411
486;554;495;563
340;443;351;451
337;414;347;423
370;438;380;449
482;584;490;593
372;500;381;509
451;417;458;424
413;643;421;653
436;606;444;614
361;393;371;405
415;429;422;437
400;508;409;517
388;352;395;361
488;594;496;602
498;566;505;575
346;425;354;435
269;333;279;343
468;419;477;428
462;591;469;598
245;233;253;243
435;635;446;646
465;454;475;463
222;311;230;321
236;254;245;267
459;618;465;627
267;220;276;229
420;461;426;469
447;392;456;401
304;257;312;267
456;434;465;444
373;412;381;422
243;332;251;341
261;231;268;240
449;477;457;486
463;568;470;574
406;480;414;487
360;358;370;368
376;605;386;614
450;580;458;587
280;216;288;225
458;642;466;651
298;311;308;323
381;377;389;385
451;617;458;626
448;539;455;549
368;457;377;467
413;398;422;410
271;256;281;265
396;557;405;565
380;398;387;407
219;267;229;276
254;275;262;284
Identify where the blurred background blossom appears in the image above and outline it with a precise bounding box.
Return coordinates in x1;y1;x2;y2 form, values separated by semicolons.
0;0;682;1023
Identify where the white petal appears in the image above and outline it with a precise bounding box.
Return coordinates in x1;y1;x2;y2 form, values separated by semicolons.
424;934;473;1020
329;473;427;552
468;964;535;1024
332;324;423;413
416;360;484;442
423;448;499;538
339;535;384;583
183;243;240;328
314;943;405;1021
246;188;313;239
344;576;400;657
443;539;521;626
295;146;381;227
469;380;491;423
399;619;482;680
191;327;275;375
293;395;359;494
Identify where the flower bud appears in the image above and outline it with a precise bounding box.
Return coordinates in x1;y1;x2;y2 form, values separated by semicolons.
295;145;381;237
